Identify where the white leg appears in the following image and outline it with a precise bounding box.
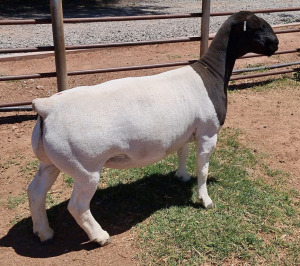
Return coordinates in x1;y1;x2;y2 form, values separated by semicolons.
175;144;191;182
27;162;60;242
197;152;214;208
196;133;218;208
67;171;111;246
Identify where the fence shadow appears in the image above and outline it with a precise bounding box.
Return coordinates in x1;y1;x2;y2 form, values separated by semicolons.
0;0;170;19
228;79;276;91
0;114;37;125
0;172;210;258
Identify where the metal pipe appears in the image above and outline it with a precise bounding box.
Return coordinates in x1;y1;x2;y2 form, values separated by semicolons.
200;0;211;57
272;22;300;28
0;13;202;25
230;68;300;81
233;61;300;74
58;13;202;22
210;7;300;17
0;36;202;54
0;101;32;108
0;72;57;81
275;28;300;34
64;36;201;49
0;106;33;112
241;48;300;58
50;0;68;91
67;61;195;76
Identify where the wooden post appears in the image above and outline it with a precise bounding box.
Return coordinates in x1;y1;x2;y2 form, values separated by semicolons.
200;0;211;57
50;0;68;91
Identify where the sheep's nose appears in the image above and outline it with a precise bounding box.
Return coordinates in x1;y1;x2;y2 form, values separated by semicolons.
273;37;279;47
268;37;279;51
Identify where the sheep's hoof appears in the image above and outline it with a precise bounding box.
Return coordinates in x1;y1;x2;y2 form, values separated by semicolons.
34;228;54;244
175;172;191;182
205;202;215;209
199;199;215;209
94;237;112;247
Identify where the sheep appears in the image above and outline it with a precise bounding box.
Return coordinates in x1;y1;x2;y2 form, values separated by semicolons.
27;11;279;246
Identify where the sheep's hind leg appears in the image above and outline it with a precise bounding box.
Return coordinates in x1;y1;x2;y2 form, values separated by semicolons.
67;170;111;246
27;162;60;242
175;144;191;182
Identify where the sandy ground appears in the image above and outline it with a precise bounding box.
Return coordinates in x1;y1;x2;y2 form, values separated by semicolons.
0;31;299;265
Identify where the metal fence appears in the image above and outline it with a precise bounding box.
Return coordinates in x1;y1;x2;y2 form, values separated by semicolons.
0;0;300;110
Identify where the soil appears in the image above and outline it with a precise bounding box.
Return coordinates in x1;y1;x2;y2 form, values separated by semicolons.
0;32;299;265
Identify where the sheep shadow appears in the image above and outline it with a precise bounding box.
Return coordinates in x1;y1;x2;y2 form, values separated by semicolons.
0;172;216;258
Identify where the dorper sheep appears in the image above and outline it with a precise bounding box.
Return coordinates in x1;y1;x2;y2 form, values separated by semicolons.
28;11;278;246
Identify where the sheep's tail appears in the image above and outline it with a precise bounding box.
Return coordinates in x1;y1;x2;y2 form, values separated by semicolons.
32;98;52;118
31;111;50;163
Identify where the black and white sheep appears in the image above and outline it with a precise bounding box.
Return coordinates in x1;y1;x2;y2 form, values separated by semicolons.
28;11;279;246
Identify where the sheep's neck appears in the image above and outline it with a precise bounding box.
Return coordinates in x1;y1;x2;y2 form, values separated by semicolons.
200;28;238;90
191;24;240;125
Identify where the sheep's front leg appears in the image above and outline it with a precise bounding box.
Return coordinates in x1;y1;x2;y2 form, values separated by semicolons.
68;172;111;246
197;134;218;209
176;144;191;182
197;152;214;208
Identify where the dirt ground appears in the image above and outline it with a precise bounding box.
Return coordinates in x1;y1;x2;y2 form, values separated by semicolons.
0;32;299;265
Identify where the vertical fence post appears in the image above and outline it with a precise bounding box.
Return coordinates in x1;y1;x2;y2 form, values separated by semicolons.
200;0;211;57
50;0;68;91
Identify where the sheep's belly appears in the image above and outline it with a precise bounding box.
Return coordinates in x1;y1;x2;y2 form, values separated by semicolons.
104;149;171;169
104;154;165;169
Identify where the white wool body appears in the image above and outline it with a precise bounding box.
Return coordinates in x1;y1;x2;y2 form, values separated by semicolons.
34;66;220;176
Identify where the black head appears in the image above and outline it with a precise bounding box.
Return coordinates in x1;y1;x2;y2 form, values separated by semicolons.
228;11;279;57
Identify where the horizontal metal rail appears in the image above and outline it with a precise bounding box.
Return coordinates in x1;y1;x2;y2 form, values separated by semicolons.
0;61;194;82
242;48;300;58
210;7;300;16
1;7;300;25
231;67;300;81
1;27;299;55
272;22;300;28
0;100;32;108
0;106;33;112
0;13;202;25
232;61;300;74
0;36;202;54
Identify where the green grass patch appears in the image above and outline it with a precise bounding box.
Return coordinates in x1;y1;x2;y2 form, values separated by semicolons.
0;159;21;170
229;75;300;94
98;128;299;265
45;193;59;208
167;54;182;60
252;76;300;93
7;194;27;209
19;160;39;178
245;63;267;73
136;129;299;264
63;173;74;187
